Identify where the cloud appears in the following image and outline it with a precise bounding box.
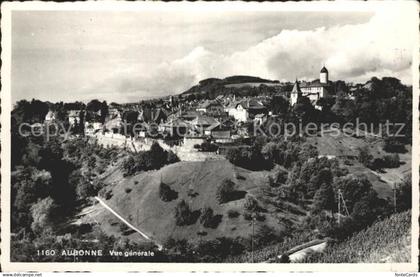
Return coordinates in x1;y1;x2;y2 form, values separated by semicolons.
13;6;414;103
84;5;414;103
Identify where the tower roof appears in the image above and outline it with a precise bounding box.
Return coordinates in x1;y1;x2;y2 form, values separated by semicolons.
320;66;328;73
291;80;302;94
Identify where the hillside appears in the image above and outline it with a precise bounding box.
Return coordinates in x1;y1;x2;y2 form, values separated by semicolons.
307;130;411;200
181;75;280;96
302;210;411;263
76;132;409;247
79;160;304;245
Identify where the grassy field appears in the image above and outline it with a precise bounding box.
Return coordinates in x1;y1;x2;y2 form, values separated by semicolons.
81;159;304;245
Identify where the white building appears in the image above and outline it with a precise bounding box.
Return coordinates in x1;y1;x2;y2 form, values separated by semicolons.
226;101;249;122
290;66;332;109
44;111;56;122
68;110;82;125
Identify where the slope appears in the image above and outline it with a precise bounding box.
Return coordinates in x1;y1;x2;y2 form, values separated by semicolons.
83;160;303;245
302;210;411;263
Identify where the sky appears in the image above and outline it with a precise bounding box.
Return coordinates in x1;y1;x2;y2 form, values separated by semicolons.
11;4;416;103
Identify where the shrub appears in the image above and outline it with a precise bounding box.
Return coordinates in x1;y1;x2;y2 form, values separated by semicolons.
159;182;178;202
122;143;180;176
243;211;265;221
216;179;236;204
200;142;219;152
99;188;113;200
200;207;223;229
243;195;259;212
383;154;400;168
278;254;290;263
167;150;180;164
125;188;132;193
236;174;246;180
383;137;407;153
174;200;200;226
227;209;240;218
274;168;288;184
358;146;373;167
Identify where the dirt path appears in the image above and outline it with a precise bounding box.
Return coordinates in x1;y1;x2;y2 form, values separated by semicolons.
94;196;160;247
287;241;328;262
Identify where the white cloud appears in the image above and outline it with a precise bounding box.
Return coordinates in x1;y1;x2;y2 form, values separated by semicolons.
12;6;416;103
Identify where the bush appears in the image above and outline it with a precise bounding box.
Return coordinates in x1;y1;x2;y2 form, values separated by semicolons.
200;207;223;229
243;195;259;212
358;146;373;167
383;137;407;153
167;150;180;164
99;188;113;200
125;188;132;193
159;182;178;202
174;200;200;226
243;211;265;222
216;179;236;204
227;209;240;218
383;154;400;168
122;142;180;176
200;142;219;152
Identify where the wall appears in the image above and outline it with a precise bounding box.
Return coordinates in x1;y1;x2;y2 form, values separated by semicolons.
92;133;224;162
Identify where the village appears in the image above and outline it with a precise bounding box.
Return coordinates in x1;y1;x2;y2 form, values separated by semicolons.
41;66;362;161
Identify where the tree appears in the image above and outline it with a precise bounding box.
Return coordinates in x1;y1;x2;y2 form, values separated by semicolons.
167;150;180;164
396;174;411;212
331;91;355;122
226;148;242;166
150;142;167;169
199;207;222;229
216;179;236;204
243;195;259;212
358;146;373;167
174;200;200;226
30;197;58;235
293;96;316;123
86;99;103;112
159;182;178;202
312;183;335;214
100;101;109;123
271;95;290;115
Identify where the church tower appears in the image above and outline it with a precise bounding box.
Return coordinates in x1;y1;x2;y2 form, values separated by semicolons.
290;79;302;106
320;66;328;84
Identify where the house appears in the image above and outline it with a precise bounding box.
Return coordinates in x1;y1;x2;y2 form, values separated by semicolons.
151;108;168;124
68;110;82;125
179;110;201;121
226;100;248;122
204;123;232;143
133;122;150;138
254;113;267;125
44;111;56;123
104;117;122;134
108;108;121;119
161;118;189;137
189;115;219;135
85;122;103;136
196;99;224;114
226;99;266;122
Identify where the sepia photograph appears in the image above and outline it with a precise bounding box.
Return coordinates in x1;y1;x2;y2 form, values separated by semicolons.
1;1;418;272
